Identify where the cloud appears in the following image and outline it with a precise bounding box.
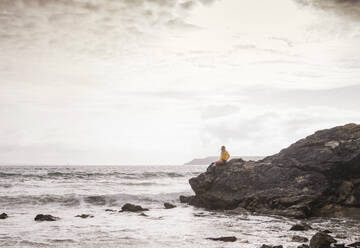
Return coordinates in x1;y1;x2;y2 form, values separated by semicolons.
295;0;360;20
0;0;214;57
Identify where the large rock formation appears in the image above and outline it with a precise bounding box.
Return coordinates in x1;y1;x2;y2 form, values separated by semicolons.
186;124;360;218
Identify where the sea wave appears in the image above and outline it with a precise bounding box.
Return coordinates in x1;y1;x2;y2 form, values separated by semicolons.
0;192;190;207
0;171;201;180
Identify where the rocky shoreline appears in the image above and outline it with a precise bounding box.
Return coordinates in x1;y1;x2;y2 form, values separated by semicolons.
183;124;360;219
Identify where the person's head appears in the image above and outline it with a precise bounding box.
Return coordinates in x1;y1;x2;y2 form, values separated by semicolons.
221;146;226;151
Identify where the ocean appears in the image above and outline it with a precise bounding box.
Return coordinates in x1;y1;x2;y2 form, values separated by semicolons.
0;165;359;248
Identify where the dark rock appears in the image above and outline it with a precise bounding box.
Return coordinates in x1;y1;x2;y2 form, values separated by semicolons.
120;203;149;212
34;214;59;221
348;242;360;247
333;244;346;248
187;124;360;218
139;213;148;217
75;214;94;218
310;232;337;248
207;236;237;242
105;209;116;212
291;223;312;231
323;230;332;234
164;202;176;209
292;236;309;243
179;195;189;203
335;235;347;239
261;245;283;248
298;245;310;248
0;213;8;219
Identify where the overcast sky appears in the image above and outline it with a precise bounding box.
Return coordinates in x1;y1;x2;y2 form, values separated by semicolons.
0;0;360;165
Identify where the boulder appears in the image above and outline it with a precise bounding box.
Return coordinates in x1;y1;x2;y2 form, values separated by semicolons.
290;223;312;231
105;209;116;212
207;236;237;242
164;202;176;209
120;203;149;212
0;213;8;219
261;245;283;248
75;214;94;218
292;236;309;243
187;124;360;218
34;214;59;221
310;232;337;248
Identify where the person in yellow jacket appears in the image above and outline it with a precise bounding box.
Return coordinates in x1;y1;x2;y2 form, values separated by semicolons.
211;146;230;166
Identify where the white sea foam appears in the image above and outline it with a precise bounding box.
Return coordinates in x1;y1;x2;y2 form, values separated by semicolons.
0;165;359;248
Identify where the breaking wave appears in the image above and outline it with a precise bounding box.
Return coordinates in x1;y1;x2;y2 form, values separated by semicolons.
0;192;189;207
0;171;200;180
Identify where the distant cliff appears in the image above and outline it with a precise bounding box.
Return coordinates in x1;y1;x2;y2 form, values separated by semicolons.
184;156;265;165
183;123;360;219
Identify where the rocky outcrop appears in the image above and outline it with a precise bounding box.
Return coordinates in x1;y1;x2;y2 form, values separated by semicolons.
310;232;336;248
164;202;176;209
290;223;312;231
206;236;237;242
34;214;59;221
187;124;360;218
120;203;149;212
75;214;94;218
0;213;8;219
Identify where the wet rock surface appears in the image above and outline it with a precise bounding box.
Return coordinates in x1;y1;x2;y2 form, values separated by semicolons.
310;231;336;248
187;124;360;218
261;245;283;248
207;236;237;242
291;223;312;231
0;213;8;219
75;214;94;218
164;202;176;209
34;214;59;221
120;203;149;212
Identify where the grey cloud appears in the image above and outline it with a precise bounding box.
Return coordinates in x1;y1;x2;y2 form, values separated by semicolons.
295;0;360;20
0;0;214;56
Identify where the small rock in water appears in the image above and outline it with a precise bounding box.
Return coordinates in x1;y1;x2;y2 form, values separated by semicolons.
291;223;312;231
298;245;310;248
0;213;8;219
207;236;237;242
348;242;360;248
310;231;337;248
164;202;176;209
139;213;148;217
105;209;116;212
120;203;149;212
323;230;332;234
292;235;309;243
335;235;347;239
75;214;94;219
260;245;283;248
34;214;59;221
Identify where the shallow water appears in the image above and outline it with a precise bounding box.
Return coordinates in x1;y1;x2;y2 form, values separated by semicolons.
0;165;359;248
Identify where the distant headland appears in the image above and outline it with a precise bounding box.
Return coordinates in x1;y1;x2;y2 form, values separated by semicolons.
184;156;265;165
